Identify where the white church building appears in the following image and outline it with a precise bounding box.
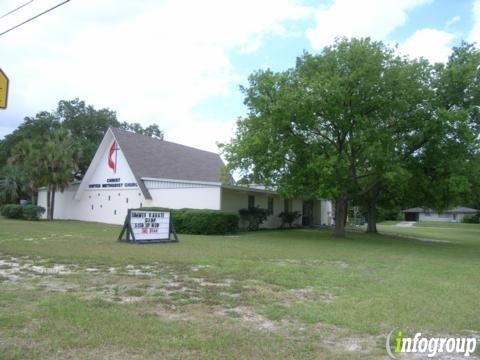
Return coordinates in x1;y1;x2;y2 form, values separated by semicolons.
37;128;332;228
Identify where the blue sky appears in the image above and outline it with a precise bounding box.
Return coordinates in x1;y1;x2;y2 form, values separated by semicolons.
0;0;479;152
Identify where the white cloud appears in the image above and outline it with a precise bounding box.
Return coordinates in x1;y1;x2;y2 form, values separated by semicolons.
0;0;311;152
303;0;455;64
306;0;432;49
469;0;480;44
445;15;461;28
166;115;237;153
399;28;455;63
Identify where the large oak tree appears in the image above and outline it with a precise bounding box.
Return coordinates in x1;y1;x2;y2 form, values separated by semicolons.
222;38;433;237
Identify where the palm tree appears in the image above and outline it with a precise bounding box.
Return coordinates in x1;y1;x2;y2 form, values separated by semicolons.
43;129;80;220
0;165;27;204
11;129;80;220
11;140;45;206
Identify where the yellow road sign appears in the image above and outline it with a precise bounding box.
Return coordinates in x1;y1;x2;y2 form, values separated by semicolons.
0;68;9;109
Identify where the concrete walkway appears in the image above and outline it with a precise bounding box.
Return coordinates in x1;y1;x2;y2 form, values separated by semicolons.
394;221;416;227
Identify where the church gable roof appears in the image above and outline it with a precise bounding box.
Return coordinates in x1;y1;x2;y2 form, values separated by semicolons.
110;127;225;184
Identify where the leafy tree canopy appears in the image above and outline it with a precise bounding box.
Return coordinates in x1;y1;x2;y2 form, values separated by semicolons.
222;38;479;236
0;99;164;178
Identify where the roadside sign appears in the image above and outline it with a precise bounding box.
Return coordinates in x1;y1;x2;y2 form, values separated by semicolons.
117;209;178;243
0;69;8;109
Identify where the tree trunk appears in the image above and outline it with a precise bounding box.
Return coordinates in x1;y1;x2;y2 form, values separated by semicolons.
366;198;378;233
334;197;348;237
46;187;51;221
49;185;56;220
31;184;37;206
365;186;380;234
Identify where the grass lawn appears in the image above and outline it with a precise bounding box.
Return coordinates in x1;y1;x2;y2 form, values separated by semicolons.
0;218;479;359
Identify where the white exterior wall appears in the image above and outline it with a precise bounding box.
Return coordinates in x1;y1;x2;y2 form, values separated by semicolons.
38;185;147;224
419;212;463;222
291;199;302;215
321;200;333;225
146;187;221;211
38;183;221;225
37;190;47;216
38;183;333;228
220;188;275;228
221;188;326;229
221;188;283;228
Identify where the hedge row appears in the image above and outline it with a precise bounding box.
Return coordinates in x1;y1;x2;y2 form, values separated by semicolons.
138;207;239;235
462;213;480;223
0;204;46;220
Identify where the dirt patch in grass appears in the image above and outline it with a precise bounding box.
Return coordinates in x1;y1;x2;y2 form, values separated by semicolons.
0;252;338;317
229;306;277;331
190;277;233;288
8;252;474;359
314;322;380;354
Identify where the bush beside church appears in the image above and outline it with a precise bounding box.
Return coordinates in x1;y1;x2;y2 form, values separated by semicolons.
140;207;239;235
0;204;45;220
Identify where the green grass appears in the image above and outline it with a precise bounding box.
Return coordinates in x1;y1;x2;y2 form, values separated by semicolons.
378;220;480;243
0;218;479;359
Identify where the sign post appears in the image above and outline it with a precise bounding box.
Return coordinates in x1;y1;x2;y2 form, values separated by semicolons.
0;69;9;109
118;209;178;243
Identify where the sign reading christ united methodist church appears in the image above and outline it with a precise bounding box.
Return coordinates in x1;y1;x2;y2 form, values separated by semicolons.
88;141;139;189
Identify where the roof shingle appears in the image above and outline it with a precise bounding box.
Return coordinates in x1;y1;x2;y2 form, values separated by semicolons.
111;127;226;184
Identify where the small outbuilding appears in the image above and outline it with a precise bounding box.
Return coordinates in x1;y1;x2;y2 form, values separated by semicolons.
402;206;478;222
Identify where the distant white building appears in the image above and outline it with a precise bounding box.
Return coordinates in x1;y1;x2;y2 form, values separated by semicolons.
37;128;333;228
402;207;478;222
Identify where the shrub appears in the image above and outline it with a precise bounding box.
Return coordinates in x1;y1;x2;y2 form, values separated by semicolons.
0;204;46;220
171;208;189;233
278;211;301;228
22;205;46;220
462;213;480;224
0;204;24;219
181;209;239;235
133;207;238;235
377;208;403;222
238;206;268;231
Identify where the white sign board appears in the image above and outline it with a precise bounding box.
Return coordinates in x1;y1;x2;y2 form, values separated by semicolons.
129;210;171;241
